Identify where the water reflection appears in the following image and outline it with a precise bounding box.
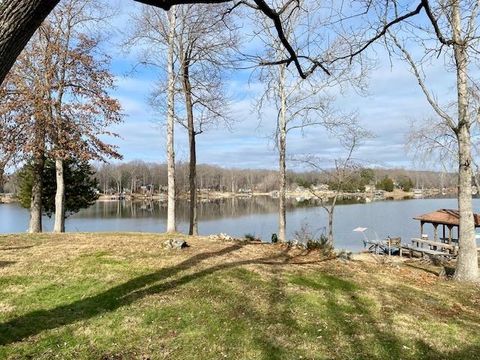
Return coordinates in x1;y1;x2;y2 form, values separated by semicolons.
76;196;369;221
76;196;296;221
2;196;477;251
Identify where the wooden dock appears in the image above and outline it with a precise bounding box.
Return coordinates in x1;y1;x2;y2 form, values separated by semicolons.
401;241;455;259
363;237;402;256
364;237;480;259
361;209;480;259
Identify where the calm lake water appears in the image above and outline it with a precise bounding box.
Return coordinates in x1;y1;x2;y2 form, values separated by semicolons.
1;196;479;251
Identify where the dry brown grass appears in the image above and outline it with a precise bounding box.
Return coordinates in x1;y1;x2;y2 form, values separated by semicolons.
0;233;479;359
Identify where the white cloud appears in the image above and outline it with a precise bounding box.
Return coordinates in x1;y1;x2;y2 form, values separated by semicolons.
98;6;463;171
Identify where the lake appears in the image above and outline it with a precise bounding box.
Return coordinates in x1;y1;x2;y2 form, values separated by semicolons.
1;196;478;251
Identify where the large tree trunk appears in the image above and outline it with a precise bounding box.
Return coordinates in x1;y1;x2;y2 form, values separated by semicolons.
53;158;65;233
455;124;478;281
166;6;176;233
29;153;44;233
181;56;198;236
0;0;59;85
278;64;287;242
451;1;478;282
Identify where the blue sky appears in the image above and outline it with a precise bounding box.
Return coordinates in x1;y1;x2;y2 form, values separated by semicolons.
102;0;457;171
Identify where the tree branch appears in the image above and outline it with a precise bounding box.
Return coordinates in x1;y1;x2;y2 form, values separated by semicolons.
134;0;232;10
331;1;424;64
421;0;455;46
389;32;456;129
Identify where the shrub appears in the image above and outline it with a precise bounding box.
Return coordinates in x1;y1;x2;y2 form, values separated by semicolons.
293;223;333;254
244;233;261;242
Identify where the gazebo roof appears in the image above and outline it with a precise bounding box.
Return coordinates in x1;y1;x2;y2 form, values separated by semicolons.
413;209;480;227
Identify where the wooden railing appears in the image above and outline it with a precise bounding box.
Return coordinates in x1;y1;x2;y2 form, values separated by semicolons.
411;238;458;254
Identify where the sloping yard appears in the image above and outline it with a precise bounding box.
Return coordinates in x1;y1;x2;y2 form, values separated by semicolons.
0;233;479;359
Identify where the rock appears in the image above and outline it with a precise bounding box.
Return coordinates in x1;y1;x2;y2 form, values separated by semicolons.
336;250;352;261
164;239;189;249
207;233;247;242
218;233;234;241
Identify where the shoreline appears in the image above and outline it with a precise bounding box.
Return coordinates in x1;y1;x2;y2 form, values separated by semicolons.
95;188;457;202
1;189;458;204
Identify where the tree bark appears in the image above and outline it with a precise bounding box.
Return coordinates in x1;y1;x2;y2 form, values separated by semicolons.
166;6;177;233
454;125;478;281
181;56;198;236
472;165;480;197
29;153;44;233
451;0;478;281
53;158;65;232
327;209;334;246
0;164;5;193
326;196;338;248
278;64;287;242
0;0;59;85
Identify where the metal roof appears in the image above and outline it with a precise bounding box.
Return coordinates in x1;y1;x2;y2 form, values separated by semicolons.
413;209;480;227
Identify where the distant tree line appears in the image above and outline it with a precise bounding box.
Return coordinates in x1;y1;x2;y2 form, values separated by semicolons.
5;160;458;196
3;160;460;197
94;162;459;195
93;161;281;195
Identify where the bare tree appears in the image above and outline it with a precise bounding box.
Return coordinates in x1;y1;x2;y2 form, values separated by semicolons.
254;1;367;242
174;5;236;235
124;3;179;232
166;6;178;233
385;0;480;280
298;119;370;247
261;62;337;242
127;3;235;235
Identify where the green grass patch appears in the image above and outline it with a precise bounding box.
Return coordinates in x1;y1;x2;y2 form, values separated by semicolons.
0;233;479;359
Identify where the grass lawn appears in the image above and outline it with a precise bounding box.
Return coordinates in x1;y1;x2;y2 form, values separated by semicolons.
0;233;479;359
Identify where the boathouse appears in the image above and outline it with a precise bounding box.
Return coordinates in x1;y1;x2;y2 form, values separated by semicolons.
413;208;480;245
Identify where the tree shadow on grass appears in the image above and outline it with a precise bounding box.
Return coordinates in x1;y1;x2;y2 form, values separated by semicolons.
413;341;480;360
0;261;15;268
248;272;480;360
0;246;35;251
213;269;389;360
319;274;404;359
3;244;478;359
0;243;320;346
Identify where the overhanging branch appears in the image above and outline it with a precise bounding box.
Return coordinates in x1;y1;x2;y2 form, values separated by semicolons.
131;0;457;79
134;0;232;10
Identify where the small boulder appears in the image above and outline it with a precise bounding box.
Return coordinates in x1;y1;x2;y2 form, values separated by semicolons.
218;233;234;241
336;250;352;261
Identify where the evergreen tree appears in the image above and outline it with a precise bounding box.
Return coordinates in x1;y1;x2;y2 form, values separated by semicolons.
397;176;414;192
377;176;394;192
18;158;99;218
